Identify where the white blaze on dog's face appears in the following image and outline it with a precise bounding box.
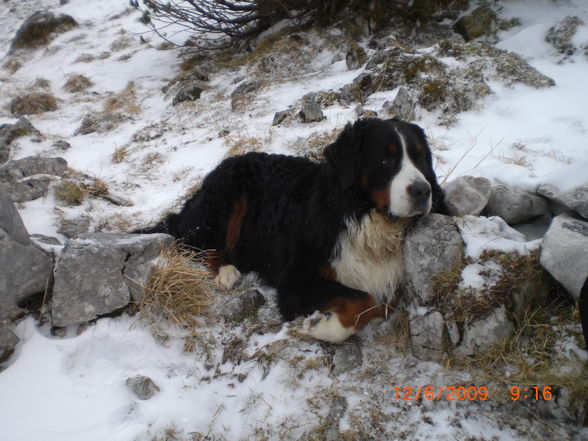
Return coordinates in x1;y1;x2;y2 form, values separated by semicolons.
387;127;432;218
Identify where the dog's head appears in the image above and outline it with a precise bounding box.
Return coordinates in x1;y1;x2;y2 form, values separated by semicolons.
325;117;446;219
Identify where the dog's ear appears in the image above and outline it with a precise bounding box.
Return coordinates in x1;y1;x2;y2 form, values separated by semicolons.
324;120;366;190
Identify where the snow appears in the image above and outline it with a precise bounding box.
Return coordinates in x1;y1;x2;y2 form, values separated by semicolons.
1;0;588;440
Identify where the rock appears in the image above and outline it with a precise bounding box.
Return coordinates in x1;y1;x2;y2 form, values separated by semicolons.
535;183;577;217
0;156;67;182
332;338;363;375
545;16;584;58
51;233;173;327
355;106;377;119
345;44;367;70
443;176;492;216
454;306;513;356
1;117;42;162
486;184;549;225
10;93;57;116
52;140;71;150
30;234;62;247
383;87;415;120
299;101;325;123
223;289;266;322
74;112;128;135
323;396;347;441
272;108;296;126
230;81;262;111
409;308;448;362
454;5;498;41
0;326;20;369
9;11;78;53
339;72;375;104
0;186;53;320
172;85;203;106
1;178;51;202
404;214;464;304
57;215;91;238
125;375;159;400
559;187;588;220
540;214;588;300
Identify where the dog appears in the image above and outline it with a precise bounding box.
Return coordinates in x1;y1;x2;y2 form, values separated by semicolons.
138;118;446;342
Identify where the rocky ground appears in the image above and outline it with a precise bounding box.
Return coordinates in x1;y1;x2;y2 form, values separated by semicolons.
1;1;588;440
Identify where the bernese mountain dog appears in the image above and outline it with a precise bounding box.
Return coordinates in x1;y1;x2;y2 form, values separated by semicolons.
139;117;446;343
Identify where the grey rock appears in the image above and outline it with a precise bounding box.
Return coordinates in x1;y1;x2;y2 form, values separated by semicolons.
299;101;325;123
345;45;367;70
272;108;296;126
404;214;464;304
545;16;584;58
9;11;78;53
332;338;362;375
0;156;67;182
52;233;173;327
354;106;377;119
223;289;266;322
52;140;71;150
0;117;41;164
454;306;513;356
536;183;576;217
74;112;128;135
57;215;91;238
1;177;51;202
230;81;262;111
30;234;62;246
383;87;414;121
323;396;347;441
454;5;498;41
540;214;588;299
486;184;549;225
125;375;159;400
0;326;20;369
0;187;53;320
444;176;492;216
172;85;203;106
339;73;375;104
410;309;448;362
559;187;588;220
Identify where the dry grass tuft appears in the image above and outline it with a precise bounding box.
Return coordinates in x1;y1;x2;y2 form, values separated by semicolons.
3;58;22;73
223;133;261;158
55;180;85;205
103;81;140;115
141;243;214;329
63;74;93;92
290;129;339;162
111;146;129;164
10;92;57;116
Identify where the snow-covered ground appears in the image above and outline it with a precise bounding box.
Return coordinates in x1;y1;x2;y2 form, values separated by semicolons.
1;0;587;440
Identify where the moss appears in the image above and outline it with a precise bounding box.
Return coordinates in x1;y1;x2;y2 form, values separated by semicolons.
454;5;497;41
418;80;449;110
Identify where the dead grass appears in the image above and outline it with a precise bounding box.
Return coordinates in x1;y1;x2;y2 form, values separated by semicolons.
223;133;261;158
3;58;22;73
54;180;85;205
141;243;214;330
103;81;140;115
63;74;93;92
111;146;129;164
290;128;339;162
9;92;57;116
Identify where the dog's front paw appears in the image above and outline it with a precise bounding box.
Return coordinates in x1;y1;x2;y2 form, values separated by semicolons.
214;264;241;290
299;311;354;343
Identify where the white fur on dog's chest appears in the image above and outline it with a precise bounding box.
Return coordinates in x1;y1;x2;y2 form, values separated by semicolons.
330;212;407;302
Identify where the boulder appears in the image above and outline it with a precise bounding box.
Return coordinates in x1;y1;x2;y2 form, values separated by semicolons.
540;214;588;300
1;178;51;203
486;184;549;225
559;187;588;220
9;11;78;53
57;215;91;238
454;5;498;41
0;156;67;182
125;375;160;400
443;176;492;216
230;81;262;111
545;16;584;58
172;85;203;106
453;306;513;356
383;87;415;121
52;233;174;327
409;308;448;362
0;326;20;370
74;112;128;135
0;186;53;320
272;108;296;126
404;214;464;304
0;117;41;164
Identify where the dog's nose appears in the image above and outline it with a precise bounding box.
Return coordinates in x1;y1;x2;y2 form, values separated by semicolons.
407;181;431;202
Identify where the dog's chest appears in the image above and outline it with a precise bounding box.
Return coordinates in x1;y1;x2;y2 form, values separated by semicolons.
330;213;407;302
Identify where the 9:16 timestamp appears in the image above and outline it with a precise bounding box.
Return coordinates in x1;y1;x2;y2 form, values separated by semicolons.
510;386;553;401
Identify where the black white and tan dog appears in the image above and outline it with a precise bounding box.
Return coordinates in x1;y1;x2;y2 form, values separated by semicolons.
138;117;447;343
